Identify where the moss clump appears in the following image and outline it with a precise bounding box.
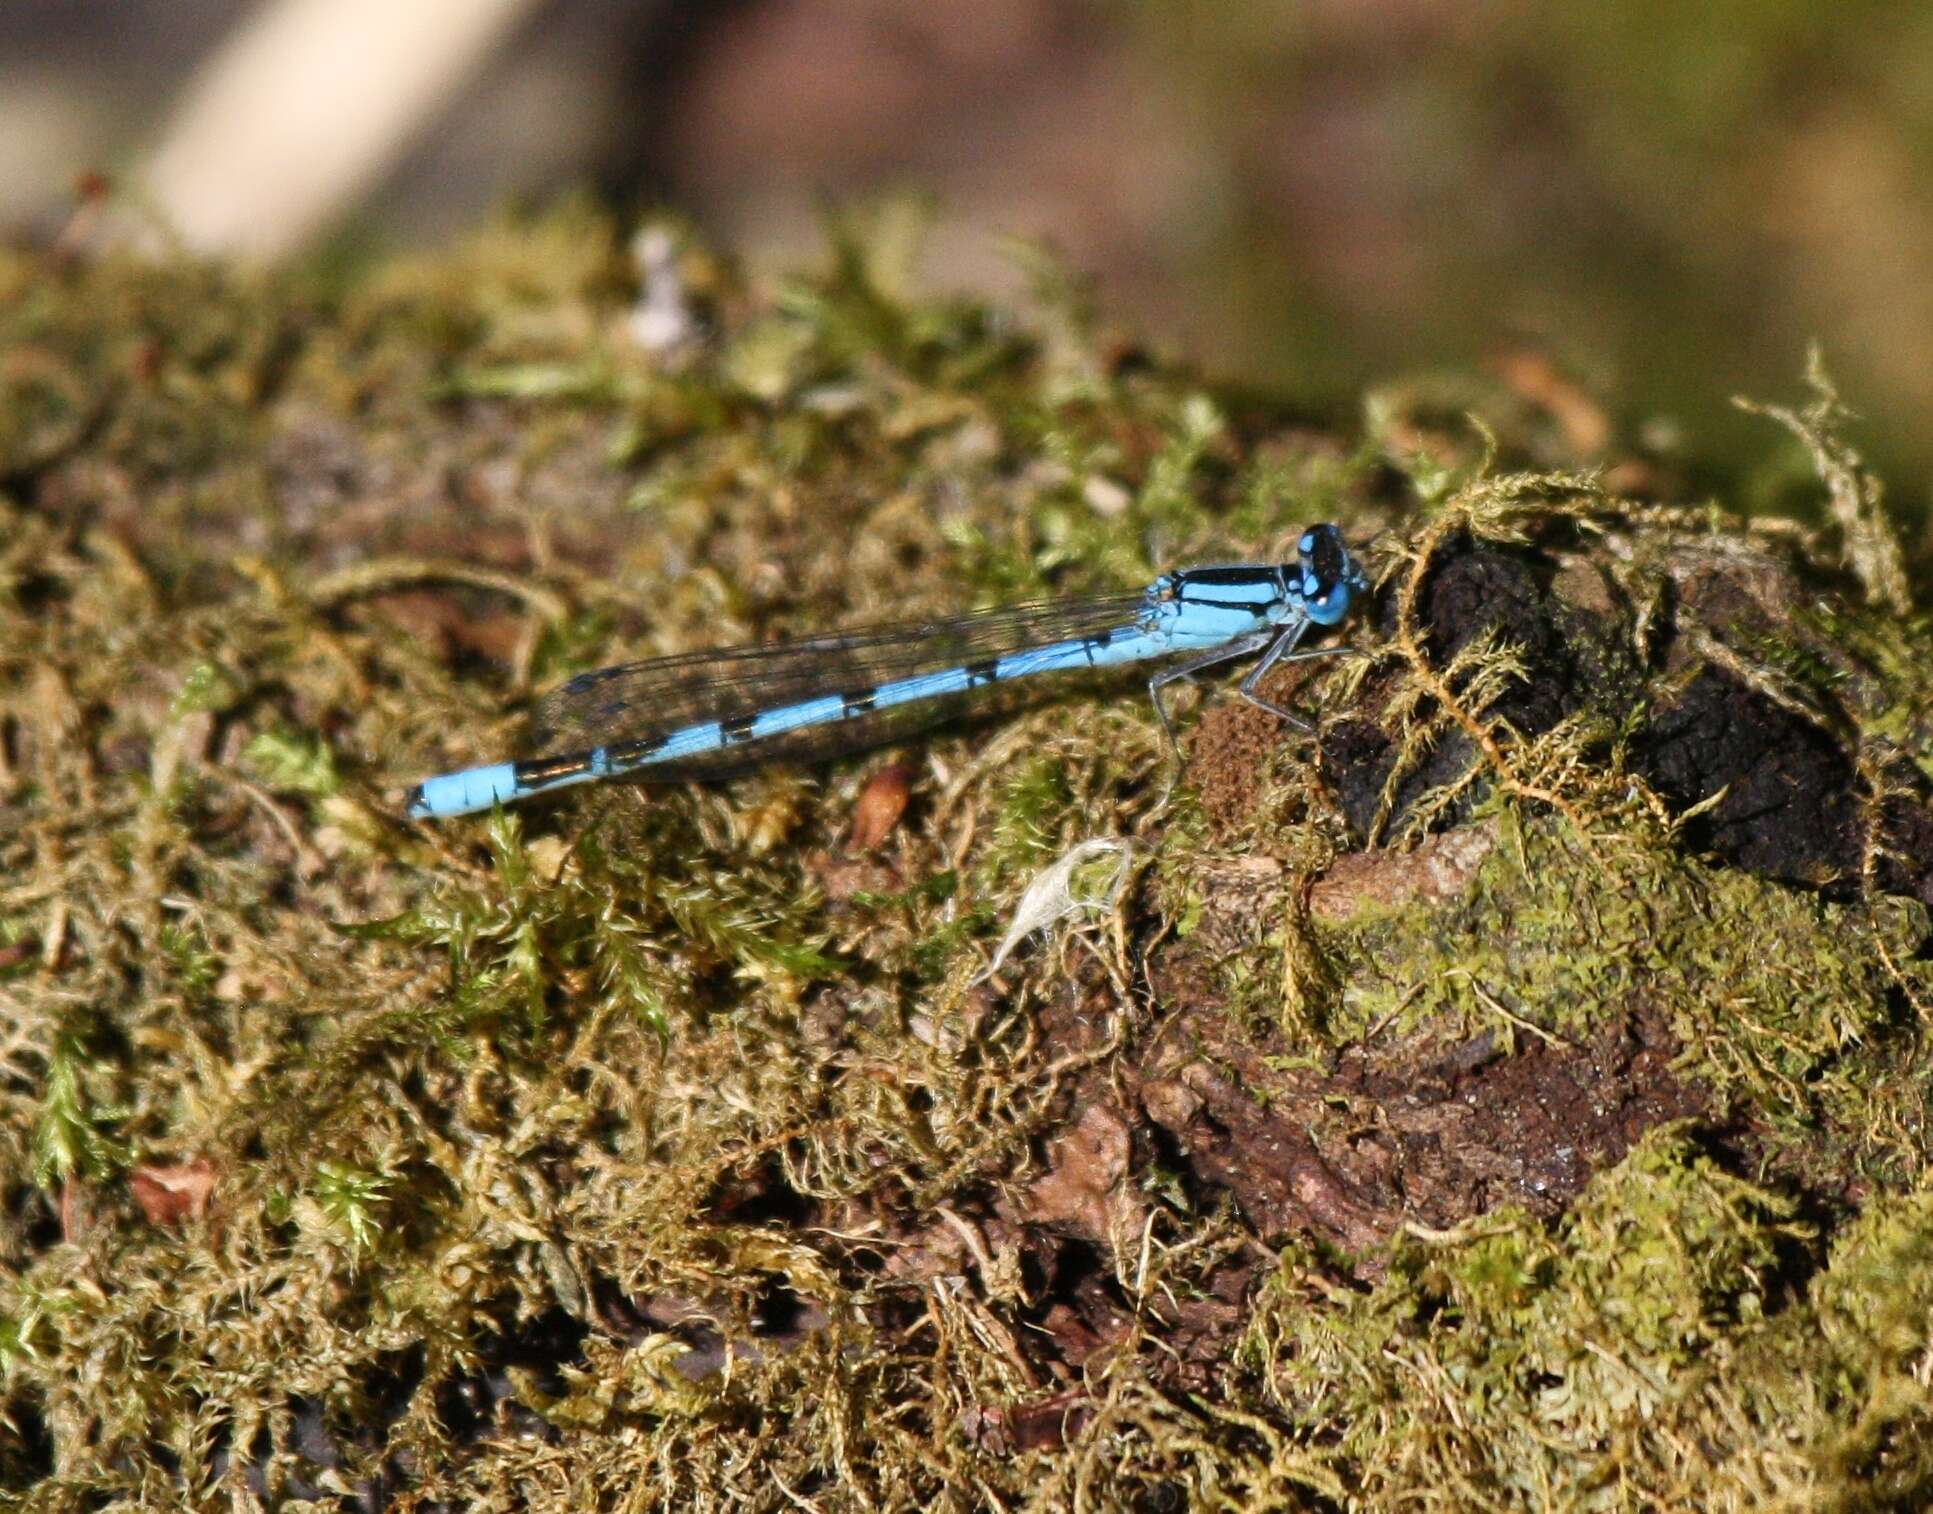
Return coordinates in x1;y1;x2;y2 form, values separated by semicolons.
1247;1127;1933;1509
1326;822;1927;1156
1;205;1930;1509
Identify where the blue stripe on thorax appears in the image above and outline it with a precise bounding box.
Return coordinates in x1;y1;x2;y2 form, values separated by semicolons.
1170;567;1289;607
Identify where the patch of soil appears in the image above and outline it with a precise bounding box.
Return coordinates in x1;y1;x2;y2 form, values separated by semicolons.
887;964;1708;1387
1331;1010;1705;1219
866;947;1712;1387
1188;683;1303;834
1633;667;1933;904
1131;990;1704;1277
1320;544;1596;841
1297;533;1933;903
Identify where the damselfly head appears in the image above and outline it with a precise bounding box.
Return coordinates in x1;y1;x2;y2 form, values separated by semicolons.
1292;523;1367;626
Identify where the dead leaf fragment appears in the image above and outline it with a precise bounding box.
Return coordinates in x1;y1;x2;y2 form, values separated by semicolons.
847;763;913;852
962;1389;1095;1454
1025;1103;1141;1251
129;1157;217;1226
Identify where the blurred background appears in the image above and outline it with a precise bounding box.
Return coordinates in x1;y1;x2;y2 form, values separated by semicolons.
4;0;1929;512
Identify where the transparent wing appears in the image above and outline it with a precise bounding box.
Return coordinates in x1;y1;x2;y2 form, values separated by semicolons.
529;593;1152;778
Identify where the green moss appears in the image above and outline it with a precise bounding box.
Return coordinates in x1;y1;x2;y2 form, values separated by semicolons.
1;207;1929;1509
1245;1127;1933;1508
1321;822;1927;1146
29;1037;131;1188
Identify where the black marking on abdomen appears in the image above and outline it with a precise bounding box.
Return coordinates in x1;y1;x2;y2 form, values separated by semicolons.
965;659;1001;687
515;753;593;787
606;733;665;766
841;689;877;717
721;714;758;744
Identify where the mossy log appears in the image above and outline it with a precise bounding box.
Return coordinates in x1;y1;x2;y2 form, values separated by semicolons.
2;210;1930;1511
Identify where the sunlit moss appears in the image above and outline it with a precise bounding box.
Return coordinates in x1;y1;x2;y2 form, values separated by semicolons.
0;206;1928;1509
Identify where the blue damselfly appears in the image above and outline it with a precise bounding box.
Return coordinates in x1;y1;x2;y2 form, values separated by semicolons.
405;525;1369;819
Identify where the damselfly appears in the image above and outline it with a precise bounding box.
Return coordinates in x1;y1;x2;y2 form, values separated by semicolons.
405;525;1369;819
